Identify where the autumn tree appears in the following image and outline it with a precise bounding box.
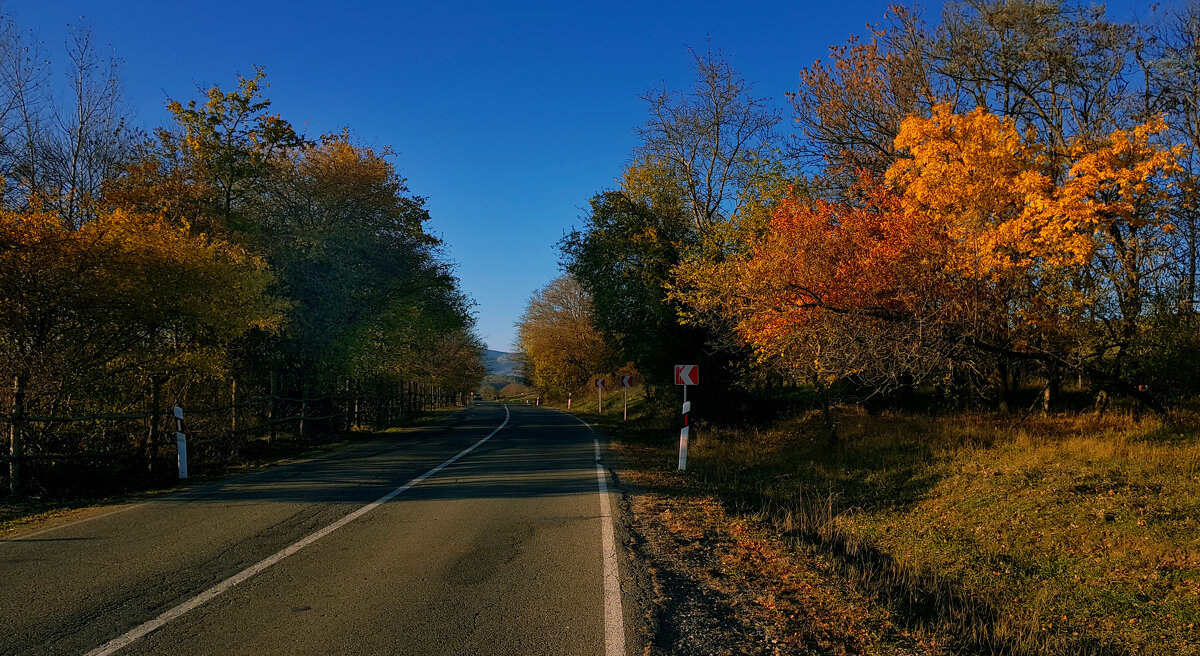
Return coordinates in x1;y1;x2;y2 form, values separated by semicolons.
106;73;484;407
791;1;1145;196
515;276;612;399
1145;2;1200;318
688;103;1184;413
674;174;959;427
104;67;305;238
789;7;934;179
0;207;281;492
566;52;789;410
250;133;454;388
560;184;705;392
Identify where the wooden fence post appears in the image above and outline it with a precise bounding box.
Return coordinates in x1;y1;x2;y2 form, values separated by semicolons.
299;383;308;440
269;371;277;443
146;376;165;474
9;374;27;496
230;379;237;433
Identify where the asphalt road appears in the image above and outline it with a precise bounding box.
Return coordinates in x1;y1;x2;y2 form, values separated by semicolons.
0;403;639;655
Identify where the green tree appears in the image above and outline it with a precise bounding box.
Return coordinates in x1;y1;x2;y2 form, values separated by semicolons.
560;189;699;393
104;67;306;238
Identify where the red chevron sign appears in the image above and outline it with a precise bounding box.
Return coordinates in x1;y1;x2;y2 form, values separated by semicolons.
674;365;698;386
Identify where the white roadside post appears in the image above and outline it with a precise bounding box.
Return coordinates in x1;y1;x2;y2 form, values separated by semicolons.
595;378;606;414
620;375;633;421
174;405;188;479
674;365;699;470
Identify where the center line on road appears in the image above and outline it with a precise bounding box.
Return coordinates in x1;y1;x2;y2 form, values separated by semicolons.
84;405;511;656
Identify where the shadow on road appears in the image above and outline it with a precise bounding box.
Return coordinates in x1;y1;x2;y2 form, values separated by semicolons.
145;405;602;507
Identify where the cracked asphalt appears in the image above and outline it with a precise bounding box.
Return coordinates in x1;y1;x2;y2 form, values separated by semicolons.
0;403;647;655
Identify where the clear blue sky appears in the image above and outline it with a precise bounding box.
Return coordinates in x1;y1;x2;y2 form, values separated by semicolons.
5;0;1148;351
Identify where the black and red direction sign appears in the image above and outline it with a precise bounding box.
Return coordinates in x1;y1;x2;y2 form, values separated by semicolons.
620;375;634;388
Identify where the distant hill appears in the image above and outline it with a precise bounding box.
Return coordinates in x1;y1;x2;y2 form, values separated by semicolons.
482;349;520;377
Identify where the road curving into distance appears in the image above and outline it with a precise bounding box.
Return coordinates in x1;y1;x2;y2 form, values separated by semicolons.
0;403;640;656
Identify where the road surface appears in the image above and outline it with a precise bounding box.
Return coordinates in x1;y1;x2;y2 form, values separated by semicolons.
0;403;638;655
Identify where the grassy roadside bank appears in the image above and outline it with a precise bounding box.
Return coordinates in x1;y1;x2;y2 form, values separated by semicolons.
555;391;1200;655
0;406;465;534
546;391;938;654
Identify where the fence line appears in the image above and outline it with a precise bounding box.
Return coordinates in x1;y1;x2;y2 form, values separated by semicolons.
3;383;473;496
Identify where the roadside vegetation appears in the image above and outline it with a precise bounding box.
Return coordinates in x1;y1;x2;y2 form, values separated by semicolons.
550;393;1200;655
0;16;485;500
517;1;1200;652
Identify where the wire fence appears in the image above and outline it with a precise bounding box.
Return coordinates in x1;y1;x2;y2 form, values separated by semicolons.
1;380;470;497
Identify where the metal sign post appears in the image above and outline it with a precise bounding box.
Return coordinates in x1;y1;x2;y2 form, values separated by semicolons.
620;375;634;421
674;365;698;470
174;405;188;479
595;378;606;414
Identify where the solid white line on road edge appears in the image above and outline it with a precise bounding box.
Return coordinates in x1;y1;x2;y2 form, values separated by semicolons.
559;410;626;656
84;405;511;656
594;437;627;656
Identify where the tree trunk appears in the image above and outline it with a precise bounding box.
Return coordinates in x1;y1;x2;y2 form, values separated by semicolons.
298;382;308;440
995;359;1012;413
146;376;166;475
230;379;238;433
899;372;914;411
814;375;837;448
1042;363;1061;414
353;378;360;431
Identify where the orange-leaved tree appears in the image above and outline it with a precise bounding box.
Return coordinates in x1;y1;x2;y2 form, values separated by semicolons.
886;104;1182;409
674;174;959;429
515;275;614;399
678;104;1184;413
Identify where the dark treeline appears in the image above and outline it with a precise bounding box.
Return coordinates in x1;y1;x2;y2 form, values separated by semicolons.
520;0;1200;427
1;20;485;495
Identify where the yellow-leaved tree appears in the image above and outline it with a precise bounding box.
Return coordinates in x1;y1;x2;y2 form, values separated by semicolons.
515;275;614;399
0;207;282;485
673;104;1183;414
885;104;1182;410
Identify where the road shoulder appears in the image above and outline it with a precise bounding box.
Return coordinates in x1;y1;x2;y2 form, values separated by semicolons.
608;438;935;656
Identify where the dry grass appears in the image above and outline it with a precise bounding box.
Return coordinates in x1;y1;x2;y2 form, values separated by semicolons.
603;404;1200;655
616;440;938;655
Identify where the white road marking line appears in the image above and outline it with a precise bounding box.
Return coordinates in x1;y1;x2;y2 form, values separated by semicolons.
4;409;482;543
594;437;627;656
559;410;626;656
84;405;510;656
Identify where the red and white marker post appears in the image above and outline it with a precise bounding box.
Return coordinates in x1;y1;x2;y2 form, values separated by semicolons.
674;365;698;470
620;375;634;420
